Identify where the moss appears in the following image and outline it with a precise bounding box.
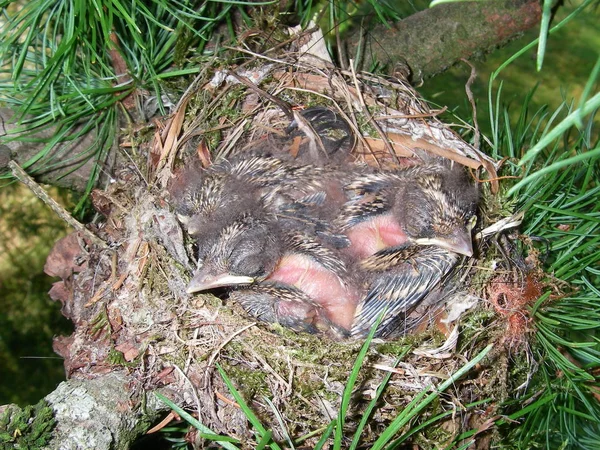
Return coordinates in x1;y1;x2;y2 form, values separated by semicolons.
0;400;55;450
222;363;269;399
106;341;147;368
294;375;326;398
415;425;454;450
90;309;111;340
184;83;248;153
509;351;532;383
121;410;161;450
458;306;498;350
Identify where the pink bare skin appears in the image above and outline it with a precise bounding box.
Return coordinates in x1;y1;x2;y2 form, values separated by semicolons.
345;213;408;259
266;253;360;330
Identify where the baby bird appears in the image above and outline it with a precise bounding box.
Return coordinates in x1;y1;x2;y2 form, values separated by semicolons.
170;155;348;259
169;107;360;336
169;165;354;337
170;105;355;248
185;212;361;338
285;106;355;164
338;163;478;260
229;283;342;336
185;213;280;291
337;162;478;337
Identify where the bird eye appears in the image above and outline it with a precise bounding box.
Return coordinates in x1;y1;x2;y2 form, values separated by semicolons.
229;239;268;278
227;226;276;278
233;255;264;278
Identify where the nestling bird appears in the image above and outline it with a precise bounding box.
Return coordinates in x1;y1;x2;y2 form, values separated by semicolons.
229;283;345;336
170;105;355;247
170;154;351;269
221;231;363;338
337;161;478;337
285;106;355;164
169;162;356;336
170;105;479;339
338;162;478;260
185;212;362;337
168;107;360;335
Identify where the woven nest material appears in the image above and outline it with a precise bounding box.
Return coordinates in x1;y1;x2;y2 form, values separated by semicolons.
45;29;540;448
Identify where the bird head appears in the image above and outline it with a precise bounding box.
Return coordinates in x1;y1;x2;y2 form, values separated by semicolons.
400;168;478;257
186;216;283;294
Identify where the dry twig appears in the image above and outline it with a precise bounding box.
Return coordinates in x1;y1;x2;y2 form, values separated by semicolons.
8;160;107;248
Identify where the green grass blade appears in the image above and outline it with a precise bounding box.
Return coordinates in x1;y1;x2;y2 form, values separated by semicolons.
216;363;283;450
334;308;387;450
263;396;295;450
313;420;335;450
370;344;494;450
154;392;240;449
349;348;411;450
536;0;552;71
509;93;600;189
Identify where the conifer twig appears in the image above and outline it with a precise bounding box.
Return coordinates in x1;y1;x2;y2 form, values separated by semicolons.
8;160;107;248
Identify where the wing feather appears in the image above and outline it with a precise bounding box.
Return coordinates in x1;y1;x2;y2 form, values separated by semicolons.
351;246;458;338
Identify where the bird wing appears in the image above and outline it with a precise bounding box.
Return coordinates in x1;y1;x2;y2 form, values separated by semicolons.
350;245;458;338
283;232;349;277
276;193;351;249
225;155;290;185
230;283;349;338
338;172;406;229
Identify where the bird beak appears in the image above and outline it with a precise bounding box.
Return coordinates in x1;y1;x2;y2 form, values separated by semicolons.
444;230;474;257
415;231;474;257
176;213;189;225
187;270;255;293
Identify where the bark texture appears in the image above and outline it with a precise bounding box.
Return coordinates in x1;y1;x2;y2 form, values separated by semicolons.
44;373;161;450
0;107;123;192
348;0;541;81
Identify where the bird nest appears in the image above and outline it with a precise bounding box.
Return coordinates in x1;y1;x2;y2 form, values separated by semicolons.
44;28;542;448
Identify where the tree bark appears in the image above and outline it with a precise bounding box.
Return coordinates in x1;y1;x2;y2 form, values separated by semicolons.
44;373;161;450
348;0;541;81
0;108;123;192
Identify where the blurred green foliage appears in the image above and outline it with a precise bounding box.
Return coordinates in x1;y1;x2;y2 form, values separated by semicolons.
419;2;600;137
0;183;73;406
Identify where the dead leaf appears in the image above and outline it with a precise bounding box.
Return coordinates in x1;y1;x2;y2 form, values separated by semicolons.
115;341;140;362
44;232;88;279
48;281;71;303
